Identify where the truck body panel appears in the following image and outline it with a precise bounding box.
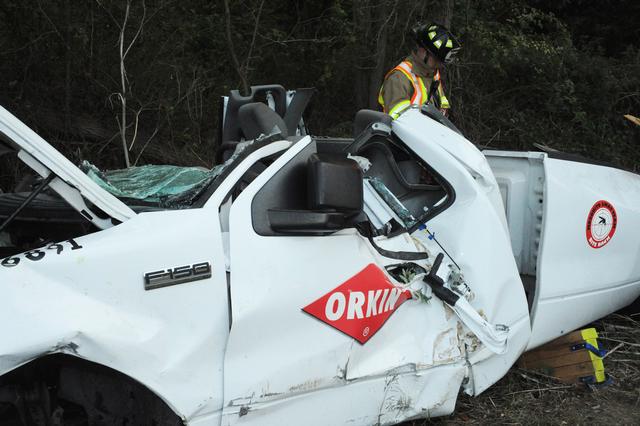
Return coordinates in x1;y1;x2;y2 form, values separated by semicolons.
0;209;230;420
1;97;640;425
485;150;640;348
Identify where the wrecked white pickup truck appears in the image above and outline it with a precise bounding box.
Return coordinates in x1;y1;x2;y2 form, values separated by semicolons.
1;85;640;425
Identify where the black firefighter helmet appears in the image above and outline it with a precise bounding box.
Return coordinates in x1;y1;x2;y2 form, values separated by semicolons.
412;23;461;64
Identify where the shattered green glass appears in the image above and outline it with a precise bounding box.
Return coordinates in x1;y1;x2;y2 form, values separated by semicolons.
82;141;254;208
367;177;417;227
82;161;221;208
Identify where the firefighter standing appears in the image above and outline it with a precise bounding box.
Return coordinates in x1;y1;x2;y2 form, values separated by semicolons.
379;23;461;119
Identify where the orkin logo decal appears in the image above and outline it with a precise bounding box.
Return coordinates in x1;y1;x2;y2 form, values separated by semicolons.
586;200;617;249
302;264;412;344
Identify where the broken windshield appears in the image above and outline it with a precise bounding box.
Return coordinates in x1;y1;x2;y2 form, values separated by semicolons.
83;162;222;209
83;141;256;209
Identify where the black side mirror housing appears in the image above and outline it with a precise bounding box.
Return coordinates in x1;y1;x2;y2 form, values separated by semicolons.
307;153;363;213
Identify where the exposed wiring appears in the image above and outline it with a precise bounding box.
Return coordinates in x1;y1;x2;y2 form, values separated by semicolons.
419;224;461;271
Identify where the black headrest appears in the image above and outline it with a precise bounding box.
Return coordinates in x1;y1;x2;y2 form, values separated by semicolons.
353;109;392;138
238;103;289;141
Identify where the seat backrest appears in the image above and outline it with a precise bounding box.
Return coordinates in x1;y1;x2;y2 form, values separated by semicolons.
238;103;289;140
353;109;392;139
221;85;287;143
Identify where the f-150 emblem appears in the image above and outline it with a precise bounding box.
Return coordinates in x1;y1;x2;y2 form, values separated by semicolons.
302;264;412;344
144;262;212;291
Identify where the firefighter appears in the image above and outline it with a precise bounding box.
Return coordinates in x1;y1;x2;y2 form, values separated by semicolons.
379;23;461;119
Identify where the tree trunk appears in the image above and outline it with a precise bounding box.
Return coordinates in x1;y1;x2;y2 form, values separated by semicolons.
223;0;249;95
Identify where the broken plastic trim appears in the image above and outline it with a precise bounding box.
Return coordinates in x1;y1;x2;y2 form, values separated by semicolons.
426;254;508;354
423;253;460;305
394;256;509;354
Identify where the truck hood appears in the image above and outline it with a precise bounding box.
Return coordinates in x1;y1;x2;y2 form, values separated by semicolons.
0;105;135;228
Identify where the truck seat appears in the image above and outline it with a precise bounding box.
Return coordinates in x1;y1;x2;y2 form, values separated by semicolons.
238;103;289;141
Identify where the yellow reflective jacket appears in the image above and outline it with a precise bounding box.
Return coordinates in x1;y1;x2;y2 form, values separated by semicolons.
378;55;450;119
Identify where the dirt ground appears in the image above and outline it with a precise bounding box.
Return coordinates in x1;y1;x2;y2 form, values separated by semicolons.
408;314;640;425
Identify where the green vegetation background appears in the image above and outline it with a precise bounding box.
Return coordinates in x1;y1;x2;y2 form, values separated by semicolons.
0;0;638;187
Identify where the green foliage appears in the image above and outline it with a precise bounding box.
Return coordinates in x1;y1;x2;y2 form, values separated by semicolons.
453;0;640;169
0;0;638;181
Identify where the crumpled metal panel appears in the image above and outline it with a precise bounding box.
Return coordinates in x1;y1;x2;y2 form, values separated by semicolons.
0;209;230;421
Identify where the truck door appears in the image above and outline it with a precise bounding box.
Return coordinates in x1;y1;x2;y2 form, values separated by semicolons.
220;136;471;425
392;110;532;395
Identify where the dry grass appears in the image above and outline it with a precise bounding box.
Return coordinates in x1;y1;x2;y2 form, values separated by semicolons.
409;314;640;425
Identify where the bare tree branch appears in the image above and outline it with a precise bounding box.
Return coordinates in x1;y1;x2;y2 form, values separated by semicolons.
223;0;249;94
243;0;265;76
118;0;132;167
36;0;67;45
124;0;147;60
133;126;160;166
0;31;56;55
95;0;122;30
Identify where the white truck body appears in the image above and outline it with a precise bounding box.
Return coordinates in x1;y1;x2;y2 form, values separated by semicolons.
1;101;639;425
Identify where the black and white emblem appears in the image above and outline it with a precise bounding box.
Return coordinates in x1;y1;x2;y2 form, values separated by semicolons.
144;262;212;290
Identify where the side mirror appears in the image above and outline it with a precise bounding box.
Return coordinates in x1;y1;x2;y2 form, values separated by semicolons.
268;153;363;234
307;153;363;213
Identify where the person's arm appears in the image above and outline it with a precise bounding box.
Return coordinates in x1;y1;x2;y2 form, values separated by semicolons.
382;72;413;119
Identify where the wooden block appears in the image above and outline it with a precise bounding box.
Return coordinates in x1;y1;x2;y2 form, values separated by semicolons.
517;328;605;384
551;362;603;384
519;348;591;370
526;330;585;353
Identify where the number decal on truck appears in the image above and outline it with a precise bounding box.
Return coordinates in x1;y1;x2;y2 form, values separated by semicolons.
0;239;83;268
1;256;20;268
586;200;617;249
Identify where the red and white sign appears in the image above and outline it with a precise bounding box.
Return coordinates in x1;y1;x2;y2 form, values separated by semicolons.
302;264;412;344
586;200;617;249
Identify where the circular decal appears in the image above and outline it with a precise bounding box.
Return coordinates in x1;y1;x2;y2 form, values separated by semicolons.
586;200;617;249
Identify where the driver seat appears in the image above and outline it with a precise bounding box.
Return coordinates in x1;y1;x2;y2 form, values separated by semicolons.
217;103;289;162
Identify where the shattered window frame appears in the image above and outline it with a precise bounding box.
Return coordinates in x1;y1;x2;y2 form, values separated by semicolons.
377;135;456;234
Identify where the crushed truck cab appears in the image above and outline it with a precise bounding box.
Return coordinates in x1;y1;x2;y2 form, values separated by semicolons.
1;89;640;425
